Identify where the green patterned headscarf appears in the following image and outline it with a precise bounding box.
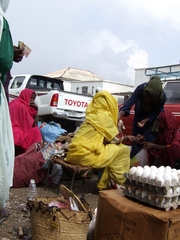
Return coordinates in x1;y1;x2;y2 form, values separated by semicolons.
142;76;163;112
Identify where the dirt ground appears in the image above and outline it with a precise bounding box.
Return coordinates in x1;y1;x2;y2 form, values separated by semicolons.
0;175;99;240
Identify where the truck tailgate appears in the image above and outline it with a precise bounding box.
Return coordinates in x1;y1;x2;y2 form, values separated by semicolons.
36;90;92;121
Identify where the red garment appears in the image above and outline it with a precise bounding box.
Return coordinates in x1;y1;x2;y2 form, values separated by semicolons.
9;89;42;151
12;143;47;188
148;111;180;167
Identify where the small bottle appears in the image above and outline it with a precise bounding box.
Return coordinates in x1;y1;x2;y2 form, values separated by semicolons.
27;179;38;201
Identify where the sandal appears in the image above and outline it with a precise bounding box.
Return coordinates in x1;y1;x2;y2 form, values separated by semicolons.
0;209;10;224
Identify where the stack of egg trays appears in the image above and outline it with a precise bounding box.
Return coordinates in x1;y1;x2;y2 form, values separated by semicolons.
123;172;180;211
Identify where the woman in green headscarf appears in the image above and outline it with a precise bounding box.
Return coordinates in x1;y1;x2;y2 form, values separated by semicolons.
0;0;15;223
119;76;166;159
65;90;130;190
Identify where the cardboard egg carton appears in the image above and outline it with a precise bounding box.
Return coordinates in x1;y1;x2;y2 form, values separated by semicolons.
123;188;180;211
124;171;180;187
123;179;180;197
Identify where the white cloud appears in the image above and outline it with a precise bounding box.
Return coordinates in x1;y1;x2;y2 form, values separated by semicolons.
5;0;180;86
127;47;149;69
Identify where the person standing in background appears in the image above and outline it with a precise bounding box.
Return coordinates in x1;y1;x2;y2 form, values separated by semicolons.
95;87;101;93
0;0;16;223
119;76;166;159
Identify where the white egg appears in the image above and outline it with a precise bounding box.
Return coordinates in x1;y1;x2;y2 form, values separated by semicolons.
155;196;160;204
163;173;172;186
159;197;166;206
135;189;142;197
171;172;178;185
174;186;180;195
155;175;164;187
177;170;180;175
165;166;172;172
128;187;132;194
148;171;156;184
142;169;150;178
158;166;165;172
148;193;152;202
154;196;165;206
166;188;173;197
141;190;148;199
168;197;173;203
156;170;164;176
171;168;177;173
137;166;143;170
173;196;179;203
144;165;150;170
128;167;137;180
150;165;158;173
129;166;137;175
134;167;144;181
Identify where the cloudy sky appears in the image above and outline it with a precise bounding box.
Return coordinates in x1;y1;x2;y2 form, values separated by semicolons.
5;0;180;85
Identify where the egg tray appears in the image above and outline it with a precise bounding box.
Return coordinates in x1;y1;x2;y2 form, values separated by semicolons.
123;188;179;211
124;172;180;187
123;179;180;197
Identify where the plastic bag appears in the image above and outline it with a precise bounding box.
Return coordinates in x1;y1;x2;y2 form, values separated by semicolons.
38;121;67;143
131;149;148;167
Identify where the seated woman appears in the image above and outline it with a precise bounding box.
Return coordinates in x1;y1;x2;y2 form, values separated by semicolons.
65;90;131;191
9;88;42;156
142;110;180;168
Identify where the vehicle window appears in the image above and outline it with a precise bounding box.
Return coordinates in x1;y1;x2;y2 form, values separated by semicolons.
10;76;25;89
26;77;39;89
82;86;88;94
163;82;180;103
46;81;61;90
20;75;64;91
47;81;53;89
29;78;37;86
39;80;45;88
53;82;60;90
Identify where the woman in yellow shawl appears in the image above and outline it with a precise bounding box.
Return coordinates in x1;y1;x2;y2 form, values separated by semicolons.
65;91;130;190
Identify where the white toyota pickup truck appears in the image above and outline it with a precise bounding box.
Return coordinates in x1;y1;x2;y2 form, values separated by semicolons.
9;74;92;131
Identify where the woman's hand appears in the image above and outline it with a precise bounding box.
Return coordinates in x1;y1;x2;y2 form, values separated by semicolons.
13;46;24;62
137;118;149;128
118;111;125;121
141;142;155;150
32;115;39;127
125;135;137;142
136;134;146;143
29;101;38;111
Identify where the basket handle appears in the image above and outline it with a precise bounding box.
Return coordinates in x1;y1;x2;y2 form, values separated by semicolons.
59;184;87;212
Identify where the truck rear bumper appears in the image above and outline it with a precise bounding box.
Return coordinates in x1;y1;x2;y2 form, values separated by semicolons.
53;111;85;122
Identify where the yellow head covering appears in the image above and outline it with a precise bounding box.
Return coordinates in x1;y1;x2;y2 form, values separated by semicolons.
86;90;118;140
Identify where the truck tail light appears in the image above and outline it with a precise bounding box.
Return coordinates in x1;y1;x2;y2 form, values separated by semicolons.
50;94;59;106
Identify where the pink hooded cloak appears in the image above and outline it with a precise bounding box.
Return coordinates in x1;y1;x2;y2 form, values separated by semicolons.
9;88;42;151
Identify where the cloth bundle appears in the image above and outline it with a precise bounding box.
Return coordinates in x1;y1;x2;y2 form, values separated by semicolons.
38;121;67;143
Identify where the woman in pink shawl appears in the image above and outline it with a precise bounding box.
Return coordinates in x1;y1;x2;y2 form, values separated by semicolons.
9;88;42;155
142;110;180;167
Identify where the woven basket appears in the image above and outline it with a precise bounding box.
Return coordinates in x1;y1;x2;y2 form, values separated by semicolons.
27;185;91;240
